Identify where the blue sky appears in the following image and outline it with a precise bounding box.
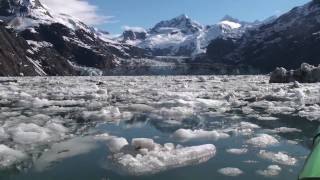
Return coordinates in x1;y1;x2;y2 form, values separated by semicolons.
90;0;310;34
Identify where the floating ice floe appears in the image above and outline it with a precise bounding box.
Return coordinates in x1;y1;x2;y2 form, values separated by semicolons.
272;127;302;133
0;145;27;169
225;121;260;136
172;129;230;142
218;167;244;177
8;123;67;145
257;165;282;177
81;107;121;121
247;134;279;147
258;150;297;166
226;148;248;155
108;137;216;176
257;115;279;121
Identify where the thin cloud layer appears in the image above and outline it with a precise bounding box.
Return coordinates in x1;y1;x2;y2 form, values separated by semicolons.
39;0;112;25
122;26;147;33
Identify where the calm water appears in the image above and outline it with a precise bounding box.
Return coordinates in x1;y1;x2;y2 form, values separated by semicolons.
2;114;315;180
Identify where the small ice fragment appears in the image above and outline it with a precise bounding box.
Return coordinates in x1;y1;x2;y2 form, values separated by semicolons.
218;167;243;177
258;150;297;166
240;122;260;129
257;116;279;121
226;148;248;155
247;134;279;147
273;127;302;133
172;129;230;142
257;165;282;177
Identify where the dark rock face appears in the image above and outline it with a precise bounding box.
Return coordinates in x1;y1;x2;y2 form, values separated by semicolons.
0;0;12;16
206;1;320;73
20;23;147;72
270;63;320;83
0;22;39;76
123;30;147;41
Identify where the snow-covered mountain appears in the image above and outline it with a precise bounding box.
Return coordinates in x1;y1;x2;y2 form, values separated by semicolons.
205;0;320;72
120;14;261;57
0;0;146;76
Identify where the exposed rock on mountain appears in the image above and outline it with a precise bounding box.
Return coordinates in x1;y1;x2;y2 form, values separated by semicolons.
0;21;39;76
206;0;320;72
0;0;146;76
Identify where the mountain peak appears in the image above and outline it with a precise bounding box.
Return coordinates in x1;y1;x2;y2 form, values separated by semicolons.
151;14;203;34
220;15;240;23
175;14;189;20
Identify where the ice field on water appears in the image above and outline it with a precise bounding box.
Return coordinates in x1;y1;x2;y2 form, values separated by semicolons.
0;75;319;180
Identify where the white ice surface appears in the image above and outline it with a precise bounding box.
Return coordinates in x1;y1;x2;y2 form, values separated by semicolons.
247;134;279;147
0;145;27;168
218;167;244;177
109;138;216;176
258;150;297;166
257;165;282;177
172;129;230;142
226;148;248;155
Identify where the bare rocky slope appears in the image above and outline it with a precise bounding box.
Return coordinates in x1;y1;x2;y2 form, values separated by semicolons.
204;0;320;73
0;0;147;76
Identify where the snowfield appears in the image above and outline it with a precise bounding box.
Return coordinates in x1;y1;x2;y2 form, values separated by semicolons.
0;75;318;179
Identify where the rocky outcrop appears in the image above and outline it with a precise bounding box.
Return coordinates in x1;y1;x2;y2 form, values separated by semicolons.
0;22;39;76
206;0;320;73
270;63;320;83
123;30;147;41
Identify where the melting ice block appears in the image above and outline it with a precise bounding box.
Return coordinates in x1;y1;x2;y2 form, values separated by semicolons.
0;145;27;168
247;134;279;147
218;167;244;177
110;139;216;176
258;150;297;166
172;129;230;142
257;165;282;177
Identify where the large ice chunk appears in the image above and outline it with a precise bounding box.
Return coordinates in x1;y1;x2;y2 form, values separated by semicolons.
172;129;230;142
110;139;216;176
247;134;279;147
8;123;65;145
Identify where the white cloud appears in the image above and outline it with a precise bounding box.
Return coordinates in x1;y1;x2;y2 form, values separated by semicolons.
122;26;147;33
39;0;112;25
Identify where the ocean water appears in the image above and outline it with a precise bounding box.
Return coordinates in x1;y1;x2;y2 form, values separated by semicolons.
0;76;318;180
